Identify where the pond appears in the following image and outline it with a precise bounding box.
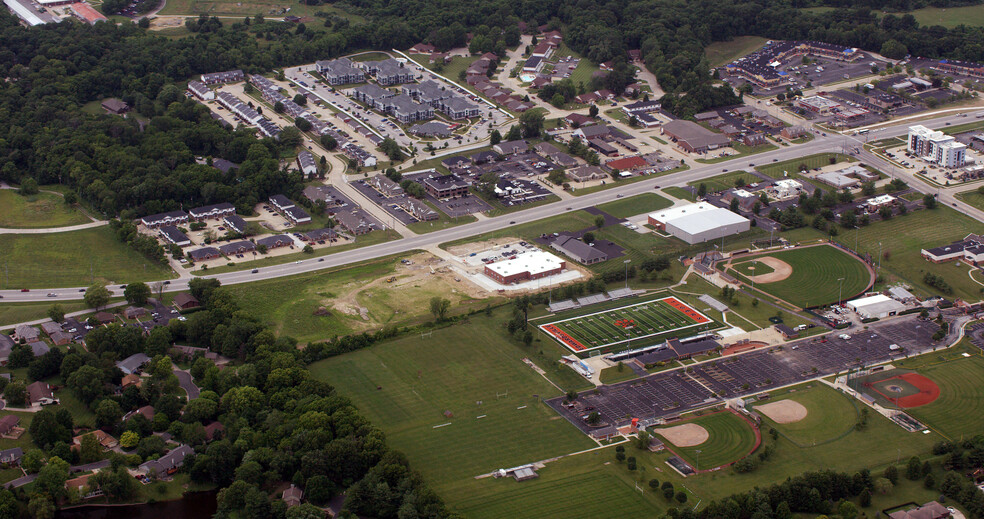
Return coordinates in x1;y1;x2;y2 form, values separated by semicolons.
57;491;217;519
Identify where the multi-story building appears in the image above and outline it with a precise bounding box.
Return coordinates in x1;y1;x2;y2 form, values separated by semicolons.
908;125;967;168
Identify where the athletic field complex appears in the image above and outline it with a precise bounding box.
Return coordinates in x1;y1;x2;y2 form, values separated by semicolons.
538;296;716;353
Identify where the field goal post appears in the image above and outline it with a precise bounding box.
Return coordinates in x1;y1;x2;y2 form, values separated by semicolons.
496;391;509;399
420;330;433;340
634;481;645;495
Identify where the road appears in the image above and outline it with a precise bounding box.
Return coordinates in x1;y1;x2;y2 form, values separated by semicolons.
0;110;980;302
4;459;111;489
172;367;200;400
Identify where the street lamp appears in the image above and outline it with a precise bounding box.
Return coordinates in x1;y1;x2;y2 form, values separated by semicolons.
623;259;631;290
695;449;702;472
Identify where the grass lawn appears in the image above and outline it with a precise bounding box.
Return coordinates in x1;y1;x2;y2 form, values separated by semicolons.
756;153;855;179
663;187;695;202
750;383;859;446
571;165;689;196
599;364;639;384
696;143;779;164
704;36;768;67
955;188;984;212
223;253;501;342
594;193;672;219
158;0;362;21
727;245;871;308
0;191;89;229
308;306;596;492
0;468;22;485
0;301;89;327
687;170;755;193
0;227;175;289
733;261;774;277
482;194;562;217
54;389;97;428
0;411;34;452
654;410;758;470
406;209;478;234
553;44;601;86
192;229;401;275
902;355;984;441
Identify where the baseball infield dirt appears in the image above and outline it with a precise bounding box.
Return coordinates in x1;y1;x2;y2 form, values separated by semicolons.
756;399;808;424
743;256;792;283
657;423;709;447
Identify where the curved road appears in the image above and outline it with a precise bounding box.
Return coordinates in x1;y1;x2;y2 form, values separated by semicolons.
1;110;981;302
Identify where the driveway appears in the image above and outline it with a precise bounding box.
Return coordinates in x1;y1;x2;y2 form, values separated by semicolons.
173;367;200;400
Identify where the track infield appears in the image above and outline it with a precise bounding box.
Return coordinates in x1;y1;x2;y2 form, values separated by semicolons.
726;244;872;308
539;296;714;353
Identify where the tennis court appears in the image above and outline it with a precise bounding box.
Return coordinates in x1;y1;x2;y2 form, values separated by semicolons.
539;296;714;353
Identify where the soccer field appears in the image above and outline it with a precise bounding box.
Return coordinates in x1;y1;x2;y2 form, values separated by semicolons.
539;297;714;353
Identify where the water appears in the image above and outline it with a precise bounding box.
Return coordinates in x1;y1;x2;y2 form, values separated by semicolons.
57;491;217;519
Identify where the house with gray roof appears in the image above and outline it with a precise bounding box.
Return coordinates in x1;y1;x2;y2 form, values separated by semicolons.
13;325;39;344
316;58;366;85
402;80;451;107
369;175;404;198
409;121;452;138
138;444;194;478
387;94;433;124
440;96;481;119
550;236;608;265
334;211;372;235
223;215;248;235
218;240;256;256
159;226;191;247
117;353;151;375
351;84;395;109
365;58;413;86
257;235;293;250
403;199;439;221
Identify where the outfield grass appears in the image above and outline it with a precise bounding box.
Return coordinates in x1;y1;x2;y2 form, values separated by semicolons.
903;356;984;441
308;306;595;491
751;384;858;446
655;411;758;470
687;170;756;194
733;261;774;277
671;276;815;331
0;191;89;229
594;193;672;219
704;36;768;67
0;227;175;288
193;229;401;275
728;245;871;308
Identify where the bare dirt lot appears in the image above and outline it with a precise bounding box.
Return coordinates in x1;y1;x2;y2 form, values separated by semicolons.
741;256;792;283
656;423;709;447
755;399;808;424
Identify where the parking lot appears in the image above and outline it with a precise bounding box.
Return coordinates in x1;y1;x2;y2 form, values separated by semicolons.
548;315;943;434
402;170;493;217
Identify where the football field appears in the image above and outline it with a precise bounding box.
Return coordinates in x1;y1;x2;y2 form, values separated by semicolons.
539;296;714;353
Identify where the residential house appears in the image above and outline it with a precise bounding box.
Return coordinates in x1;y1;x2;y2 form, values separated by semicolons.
567;165;608;182
223;215;248;235
334;211;372;236
26;381;56;406
65;473;103;500
493;140;529;156
0;335;13;365
403;199;438;221
73;430;118;450
125;405;155;423
189;202;235;221
0;416;20;437
93;312;115;324
48;331;72;347
364;59;413;86
282;206;312;224
174;293;201;310
159;226;191;247
187;80;214;101
121;373;142;389
440;97;480;119
188;247;221;262
282;484;303;508
564;113;594;127
297;151;318;177
269;195;295;212
40;321;62;337
204;422;225;442
315;58;365;85
201;70;244;85
0;448;22;465
140;210;188;229
138;444;194;478
101;98;129;115
303;228;337;242
369;175;404;198
117;353;151;375
888;501;950;519
14;325;40;343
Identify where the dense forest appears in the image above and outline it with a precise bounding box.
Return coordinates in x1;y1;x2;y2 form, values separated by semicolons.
2;0;984;215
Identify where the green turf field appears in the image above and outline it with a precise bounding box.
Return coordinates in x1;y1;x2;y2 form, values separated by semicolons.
728;245;870;307
539;296;715;353
308;307;595;492
655;411;758;470
704;36;768;67
0;227;175;288
903;356;984;441
0;191;90;229
733;261;774;277
751;384;858;446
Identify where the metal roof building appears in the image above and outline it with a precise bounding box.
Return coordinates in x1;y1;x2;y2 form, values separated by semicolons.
648;203;750;245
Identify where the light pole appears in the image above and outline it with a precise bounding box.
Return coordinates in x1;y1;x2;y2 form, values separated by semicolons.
624;259;631;290
837;277;845;307
878;241;882;270
695;449;702;472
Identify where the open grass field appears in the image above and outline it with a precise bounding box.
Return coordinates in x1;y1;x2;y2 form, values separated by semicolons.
896;5;984;28
0;191;89;229
222;252;499;342
756;153;855;179
594;193;672;219
751;383;858;446
704;36;768;67
656;411;759;470
0;301;89;327
728;245;871;308
696;143;779;165
158;0;363;21
0;227;175;289
897;355;984;441
406;209;477;234
687;170;755;193
308;306;595;492
552;44;602;88
539;296;715;353
955;188;984;212
663;187;695;202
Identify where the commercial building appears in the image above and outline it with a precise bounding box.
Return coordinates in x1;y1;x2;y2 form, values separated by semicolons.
369;174;404;197
907;125;966;168
795;95;841;115
201;70;244;85
69;2;106;24
223;215;247;235
159;226;191;247
188;247;221;262
921;234;984;264
484;250;566;284
218;240;256;256
550;236;608;265
724;40;861;88
315;58;366;85
661;120;732;153
4;0;57;26
493;140;528;156
846;294;906;319
423;174;469;199
141;210;188;229
189;202;235;221
282;206;311;224
770;179;803;199
648;203;750;245
403;198;438;221
866;194;896;212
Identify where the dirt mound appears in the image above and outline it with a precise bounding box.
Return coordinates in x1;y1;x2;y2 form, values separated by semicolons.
742;256;793;283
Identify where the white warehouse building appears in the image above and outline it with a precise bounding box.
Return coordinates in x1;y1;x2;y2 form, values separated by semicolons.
846;294;906;319
647;203;751;245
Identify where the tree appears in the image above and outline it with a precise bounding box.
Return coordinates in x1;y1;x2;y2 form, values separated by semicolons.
35;456;70;499
320;134;338;151
519;109;545;138
21;449;44;474
19;178;39;196
924;472;936;489
594;215;605;229
79;432;103;463
588;105;599;117
675;491;688;503
490;129;501;145
67;365;105;404
837;500;859;519
379;138;403;161
3;382;25;407
906;456;923;480
47;305;65;323
923;194;936;209
124;282;151;305
697;183;707;197
119;430;139;449
287;504;324;519
873;477;893;494
95;399;123;429
883;464;899;484
859;487;872;507
429;297;450;321
582;232;595;244
84;284;111;309
880;39;908;60
28;495;54;519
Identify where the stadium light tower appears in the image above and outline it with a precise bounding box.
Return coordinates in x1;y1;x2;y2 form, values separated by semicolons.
837;277;845;307
623;259;631;290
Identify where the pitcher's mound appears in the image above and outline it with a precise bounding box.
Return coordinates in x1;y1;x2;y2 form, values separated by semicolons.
744;256;793;283
756;399;808;424
658;423;709;447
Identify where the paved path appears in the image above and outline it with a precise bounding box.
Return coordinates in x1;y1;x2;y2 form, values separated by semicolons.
0;220;108;235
